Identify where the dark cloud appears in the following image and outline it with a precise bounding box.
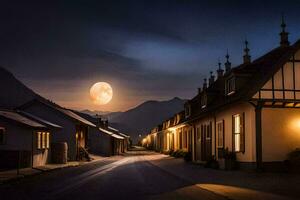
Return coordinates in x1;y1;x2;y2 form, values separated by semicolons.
1;0;300;110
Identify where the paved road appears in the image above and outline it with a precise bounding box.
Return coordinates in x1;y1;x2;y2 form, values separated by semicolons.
0;150;224;200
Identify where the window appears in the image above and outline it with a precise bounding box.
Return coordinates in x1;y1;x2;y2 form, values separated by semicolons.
226;77;235;95
37;132;42;149
217;121;224;148
46;132;50;148
206;125;211;139
233;114;245;152
37;131;50;150
185;104;191;118
0;127;5;145
201;94;207;108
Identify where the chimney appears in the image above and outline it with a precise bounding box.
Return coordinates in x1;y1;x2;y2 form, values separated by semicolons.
104;119;109;129
280;14;290;47
203;78;207;90
95;114;102;127
209;71;215;86
216;60;224;78
225;50;231;73
243;40;251;64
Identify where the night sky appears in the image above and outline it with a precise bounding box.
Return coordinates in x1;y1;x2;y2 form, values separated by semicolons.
1;0;300;111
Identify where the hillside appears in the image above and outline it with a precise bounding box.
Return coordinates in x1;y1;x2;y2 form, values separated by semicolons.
0;67;40;109
108;97;186;143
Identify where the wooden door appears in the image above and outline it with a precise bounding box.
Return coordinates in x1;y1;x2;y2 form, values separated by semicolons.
201;123;212;161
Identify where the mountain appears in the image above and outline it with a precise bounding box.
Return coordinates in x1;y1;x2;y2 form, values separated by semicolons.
0;67;40;109
80;109;123;120
108;97;186;143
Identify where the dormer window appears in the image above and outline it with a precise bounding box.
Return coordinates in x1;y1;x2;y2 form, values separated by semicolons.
185;104;191;118
226;77;235;95
201;94;207;108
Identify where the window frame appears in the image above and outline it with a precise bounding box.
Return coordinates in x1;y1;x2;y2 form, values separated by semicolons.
185;104;191;118
226;77;236;95
0;127;6;145
201;94;207;108
217;120;224;148
232;113;245;153
37;131;50;150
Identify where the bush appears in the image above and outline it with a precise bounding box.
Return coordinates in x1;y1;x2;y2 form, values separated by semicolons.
184;151;192;162
287;148;300;168
204;156;219;169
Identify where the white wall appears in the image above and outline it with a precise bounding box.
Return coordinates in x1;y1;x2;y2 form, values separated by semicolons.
262;108;300;162
22;102;77;160
215;102;256;162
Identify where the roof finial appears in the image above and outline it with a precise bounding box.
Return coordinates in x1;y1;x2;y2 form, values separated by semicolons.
209;71;215;86
217;58;224;78
203;78;207;90
225;50;231;73
280;13;290;47
243;39;251;64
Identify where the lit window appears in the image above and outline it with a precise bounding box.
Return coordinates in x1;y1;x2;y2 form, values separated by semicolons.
233;114;245;152
0;127;5;145
46;132;50;148
38;132;50;150
42;132;46;149
37;132;42;149
226;77;235;95
217;121;224;148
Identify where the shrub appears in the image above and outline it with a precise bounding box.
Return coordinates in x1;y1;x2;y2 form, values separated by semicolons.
184;151;192;162
287;148;300;167
204;156;219;169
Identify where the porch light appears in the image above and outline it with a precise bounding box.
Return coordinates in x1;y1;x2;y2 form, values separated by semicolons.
290;118;300;130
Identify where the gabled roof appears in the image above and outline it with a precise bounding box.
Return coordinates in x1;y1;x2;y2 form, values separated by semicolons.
59;108;96;127
18;111;62;129
0;110;46;128
118;132;130;138
186;40;300;122
99;127;124;139
18;99;96;127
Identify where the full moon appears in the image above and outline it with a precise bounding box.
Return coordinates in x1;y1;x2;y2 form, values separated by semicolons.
90;82;113;105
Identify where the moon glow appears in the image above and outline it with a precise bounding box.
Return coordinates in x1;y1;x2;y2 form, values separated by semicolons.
90;82;113;105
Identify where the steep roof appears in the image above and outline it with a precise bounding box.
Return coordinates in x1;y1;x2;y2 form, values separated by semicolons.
187;40;300;121
18;111;62;129
19;99;96;127
0;110;46;128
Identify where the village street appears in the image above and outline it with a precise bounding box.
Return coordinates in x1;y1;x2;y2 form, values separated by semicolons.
0;149;299;200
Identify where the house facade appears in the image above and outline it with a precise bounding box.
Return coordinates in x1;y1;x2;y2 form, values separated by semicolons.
19;99;96;161
74;111;130;156
144;19;300;170
0;110;58;169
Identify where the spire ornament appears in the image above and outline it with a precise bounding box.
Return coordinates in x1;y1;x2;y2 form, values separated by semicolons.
225;50;231;73
243;40;251;64
280;14;290;47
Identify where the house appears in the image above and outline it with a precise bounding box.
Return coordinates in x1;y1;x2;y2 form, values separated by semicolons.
74;111;129;156
184;18;300;170
145;18;300;171
0;110;61;169
18;99;96;161
144;111;192;154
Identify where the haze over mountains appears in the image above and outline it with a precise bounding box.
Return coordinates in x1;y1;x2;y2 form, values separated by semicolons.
82;97;186;143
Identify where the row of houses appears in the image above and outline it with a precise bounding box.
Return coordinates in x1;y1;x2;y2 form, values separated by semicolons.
142;18;300;170
0;97;130;170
